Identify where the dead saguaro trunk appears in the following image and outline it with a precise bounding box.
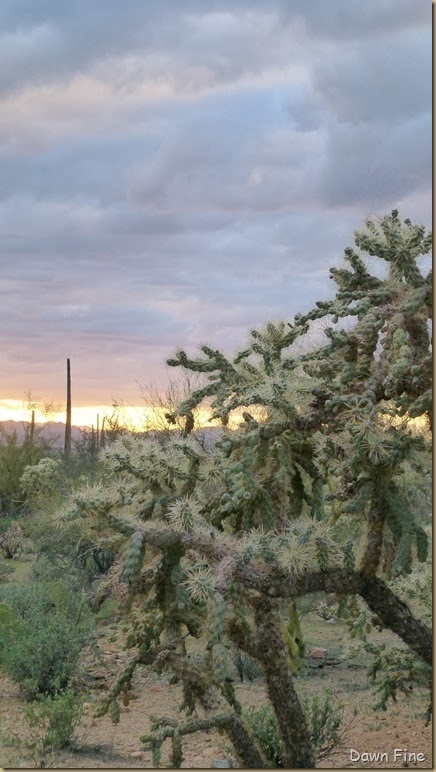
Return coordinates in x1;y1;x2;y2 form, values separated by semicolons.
29;409;35;446
28;408;36;461
100;416;106;449
64;358;72;458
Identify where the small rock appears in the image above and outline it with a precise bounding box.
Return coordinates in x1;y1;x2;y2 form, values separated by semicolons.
210;760;232;768
308;647;327;659
131;751;144;759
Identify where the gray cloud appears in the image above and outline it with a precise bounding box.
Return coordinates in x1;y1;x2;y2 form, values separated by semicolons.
312;28;430;126
0;1;430;405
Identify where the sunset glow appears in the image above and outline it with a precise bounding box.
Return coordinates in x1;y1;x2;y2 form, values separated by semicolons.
0;399;255;432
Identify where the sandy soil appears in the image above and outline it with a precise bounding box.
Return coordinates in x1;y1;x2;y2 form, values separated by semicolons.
0;623;431;770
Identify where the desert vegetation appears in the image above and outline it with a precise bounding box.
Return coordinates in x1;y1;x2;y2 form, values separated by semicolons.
0;211;431;768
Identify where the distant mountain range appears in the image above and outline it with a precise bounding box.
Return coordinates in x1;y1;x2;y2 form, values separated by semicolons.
0;420;222;450
0;420;85;447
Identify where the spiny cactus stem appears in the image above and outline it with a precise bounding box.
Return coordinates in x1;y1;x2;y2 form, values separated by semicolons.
360;496;385;576
213;555;239;594
151;649;268;769
101;520;431;664
253;597;314;768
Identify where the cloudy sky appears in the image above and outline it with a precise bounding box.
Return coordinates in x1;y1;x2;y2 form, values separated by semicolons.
0;0;431;416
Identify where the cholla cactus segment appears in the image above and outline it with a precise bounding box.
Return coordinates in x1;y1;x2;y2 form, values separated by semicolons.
342;540;356;572
67;482;115;518
315;537;330;572
237;529;274;563
109;700;120;724
166;496;203;533
120;531;145;587
276;536;313;577
184;563;214;603
208;593;226;643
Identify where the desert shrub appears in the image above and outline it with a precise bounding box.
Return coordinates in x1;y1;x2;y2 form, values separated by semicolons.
301;690;345;761
243;704;283;767
0;523;25;558
0;426;54;517
22;688;83;767
0;561;14;580
244;691;344;767
232;648;262;682
96;595;119;621
0;581;93;698
24;688;83;749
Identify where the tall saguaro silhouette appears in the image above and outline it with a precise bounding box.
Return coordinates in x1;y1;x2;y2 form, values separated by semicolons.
64;358;72;457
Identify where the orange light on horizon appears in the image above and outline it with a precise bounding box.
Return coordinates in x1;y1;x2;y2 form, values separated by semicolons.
0;399;259;432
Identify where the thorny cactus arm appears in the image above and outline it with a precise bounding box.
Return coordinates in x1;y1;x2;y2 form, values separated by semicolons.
98;514;432;665
253;597;315;768
94;641;159;720
151;647;268;769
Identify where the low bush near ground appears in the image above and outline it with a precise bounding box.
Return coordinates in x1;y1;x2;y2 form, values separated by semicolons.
0;523;25;559
0;580;93;698
244;690;345;767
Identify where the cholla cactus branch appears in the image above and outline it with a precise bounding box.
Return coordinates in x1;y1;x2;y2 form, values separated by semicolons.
100;517;431;664
153;647;268;768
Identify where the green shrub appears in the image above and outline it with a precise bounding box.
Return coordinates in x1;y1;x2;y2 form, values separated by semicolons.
244;704;283;767
244;691;344;767
22;688;83;767
24;688;83;750
0;561;14;580
96;595;118;621
0;581;93;698
301;689;344;761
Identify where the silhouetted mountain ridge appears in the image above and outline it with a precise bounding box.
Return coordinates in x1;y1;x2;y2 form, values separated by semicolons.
0;420;222;450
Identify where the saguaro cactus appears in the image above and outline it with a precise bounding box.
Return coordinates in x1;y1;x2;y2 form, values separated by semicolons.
64;358;72;458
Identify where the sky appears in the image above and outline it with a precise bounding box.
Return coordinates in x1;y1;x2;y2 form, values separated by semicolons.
0;0;431;422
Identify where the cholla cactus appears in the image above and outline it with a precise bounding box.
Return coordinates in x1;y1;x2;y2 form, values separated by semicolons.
61;212;431;769
20;457;61;504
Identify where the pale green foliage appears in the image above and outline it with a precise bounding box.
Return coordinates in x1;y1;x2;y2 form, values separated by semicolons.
20;457;61;504
244;691;345;767
23;688;83;758
0;580;93;698
0;427;54;516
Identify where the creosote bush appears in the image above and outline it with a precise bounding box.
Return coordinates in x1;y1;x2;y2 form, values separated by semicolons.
244;691;345;767
23;688;83;761
0;580;93;699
